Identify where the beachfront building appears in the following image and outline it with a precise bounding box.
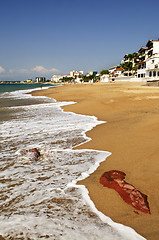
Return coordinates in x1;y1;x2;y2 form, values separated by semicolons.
51;75;61;82
86;71;93;77
110;39;159;81
70;70;84;82
86;71;98;77
145;40;159;79
109;66;124;78
70;70;83;78
113;67;123;77
35;77;46;83
136;47;148;78
146;56;159;78
100;74;110;82
86;71;96;77
136;40;159;80
27;79;32;83
109;66;117;76
51;71;84;83
51;74;74;82
51;74;70;82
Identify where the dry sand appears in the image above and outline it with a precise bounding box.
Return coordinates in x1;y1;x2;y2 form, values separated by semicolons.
32;82;159;240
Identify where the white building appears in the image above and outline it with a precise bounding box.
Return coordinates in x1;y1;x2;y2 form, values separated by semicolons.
86;71;93;77
113;67;123;77
69;70;83;82
51;71;83;83
100;74;110;82
70;71;75;77
109;66;124;77
137;40;159;80
70;70;83;78
51;75;64;82
109;66;117;76
51;74;72;82
146;55;159;78
35;77;46;83
51;75;59;82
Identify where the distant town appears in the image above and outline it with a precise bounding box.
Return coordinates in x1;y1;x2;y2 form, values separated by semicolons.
1;39;159;84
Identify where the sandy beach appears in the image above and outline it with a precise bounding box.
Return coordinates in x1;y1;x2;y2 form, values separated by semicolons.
32;82;159;240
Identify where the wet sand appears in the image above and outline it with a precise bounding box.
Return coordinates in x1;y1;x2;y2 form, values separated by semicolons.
32;82;159;239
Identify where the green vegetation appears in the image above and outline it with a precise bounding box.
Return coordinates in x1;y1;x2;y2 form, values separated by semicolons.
133;65;138;73
124;52;138;61
120;61;133;71
120;52;138;72
100;70;109;75
82;75;94;82
60;76;74;82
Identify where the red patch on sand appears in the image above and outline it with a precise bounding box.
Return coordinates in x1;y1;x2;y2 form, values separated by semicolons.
100;170;150;214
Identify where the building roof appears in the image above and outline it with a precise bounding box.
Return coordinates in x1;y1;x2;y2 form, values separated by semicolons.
138;47;148;53
115;68;123;71
146;39;159;47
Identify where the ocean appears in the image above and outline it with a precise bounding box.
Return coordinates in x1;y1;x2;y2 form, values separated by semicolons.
0;83;145;240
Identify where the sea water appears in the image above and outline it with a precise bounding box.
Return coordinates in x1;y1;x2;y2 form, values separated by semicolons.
0;84;145;240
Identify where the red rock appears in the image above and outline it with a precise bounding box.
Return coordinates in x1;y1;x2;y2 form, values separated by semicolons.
100;170;150;214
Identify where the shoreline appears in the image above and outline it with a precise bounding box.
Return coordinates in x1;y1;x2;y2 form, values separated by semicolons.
32;82;159;240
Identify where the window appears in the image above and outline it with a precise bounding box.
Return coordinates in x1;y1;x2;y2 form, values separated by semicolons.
153;71;156;77
149;71;152;77
158;71;159;77
138;74;140;78
152;60;154;64
141;74;144;78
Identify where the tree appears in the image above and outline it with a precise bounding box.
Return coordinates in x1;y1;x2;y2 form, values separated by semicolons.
120;62;133;71
82;75;94;82
133;65;138;73
60;76;74;82
100;70;109;75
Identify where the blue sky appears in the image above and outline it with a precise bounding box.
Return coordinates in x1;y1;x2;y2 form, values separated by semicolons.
0;0;159;81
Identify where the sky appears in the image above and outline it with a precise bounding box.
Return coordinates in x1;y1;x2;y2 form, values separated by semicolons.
0;0;159;81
